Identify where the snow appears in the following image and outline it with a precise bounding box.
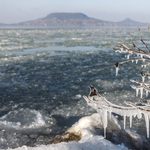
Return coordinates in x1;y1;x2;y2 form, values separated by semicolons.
7;135;128;150
6;113;129;150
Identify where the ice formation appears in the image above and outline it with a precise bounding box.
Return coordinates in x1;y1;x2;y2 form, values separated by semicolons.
107;28;150;138
6;135;128;150
83;85;150;138
7;113;133;150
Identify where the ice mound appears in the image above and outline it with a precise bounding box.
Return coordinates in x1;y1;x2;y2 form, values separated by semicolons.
7;113;149;150
0;108;54;129
47;113;149;150
9;135;128;150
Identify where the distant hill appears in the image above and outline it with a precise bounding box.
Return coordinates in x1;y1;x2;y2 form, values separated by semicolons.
0;12;146;26
13;12;118;26
118;18;145;26
0;22;6;26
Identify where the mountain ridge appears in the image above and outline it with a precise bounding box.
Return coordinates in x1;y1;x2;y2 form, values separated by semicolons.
0;12;146;26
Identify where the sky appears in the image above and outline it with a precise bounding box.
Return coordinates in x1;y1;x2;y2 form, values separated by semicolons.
0;0;150;24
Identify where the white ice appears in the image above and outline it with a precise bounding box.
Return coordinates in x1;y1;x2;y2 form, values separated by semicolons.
6;113;128;150
7;135;128;150
84;92;150;138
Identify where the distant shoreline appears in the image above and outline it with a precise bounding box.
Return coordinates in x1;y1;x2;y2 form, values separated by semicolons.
0;26;147;30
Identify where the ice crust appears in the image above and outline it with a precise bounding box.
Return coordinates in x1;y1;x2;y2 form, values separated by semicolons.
7;135;128;150
0;108;54;129
7;113;129;150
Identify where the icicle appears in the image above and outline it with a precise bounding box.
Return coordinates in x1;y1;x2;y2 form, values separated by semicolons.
109;111;111;119
124;115;126;129
140;88;143;98
140;54;143;58
143;59;145;62
132;60;134;63
102;109;107;138
104;127;106;138
144;113;149;138
137;110;142;119
146;90;148;97
130;115;132;128
116;67;119;76
142;76;145;82
120;48;123;51
136;60;138;64
136;88;139;97
127;55;129;59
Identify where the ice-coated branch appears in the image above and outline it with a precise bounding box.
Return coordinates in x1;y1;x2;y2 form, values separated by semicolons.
114;28;150;76
84;27;150;139
83;86;150;138
138;27;150;53
147;22;150;30
128;33;146;53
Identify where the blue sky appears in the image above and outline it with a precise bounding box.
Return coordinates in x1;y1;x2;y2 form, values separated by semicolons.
1;0;150;24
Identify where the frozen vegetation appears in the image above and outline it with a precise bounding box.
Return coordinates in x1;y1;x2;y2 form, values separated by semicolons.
0;26;149;149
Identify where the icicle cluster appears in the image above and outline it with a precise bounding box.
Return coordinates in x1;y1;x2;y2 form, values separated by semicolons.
83;86;150;138
84;27;150;138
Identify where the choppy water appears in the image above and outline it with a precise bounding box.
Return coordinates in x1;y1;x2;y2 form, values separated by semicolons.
0;26;149;149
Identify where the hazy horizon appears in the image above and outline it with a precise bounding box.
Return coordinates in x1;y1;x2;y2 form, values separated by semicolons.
1;0;150;24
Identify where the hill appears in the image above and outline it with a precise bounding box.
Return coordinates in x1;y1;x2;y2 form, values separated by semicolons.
118;18;145;26
1;13;146;26
12;12;118;26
